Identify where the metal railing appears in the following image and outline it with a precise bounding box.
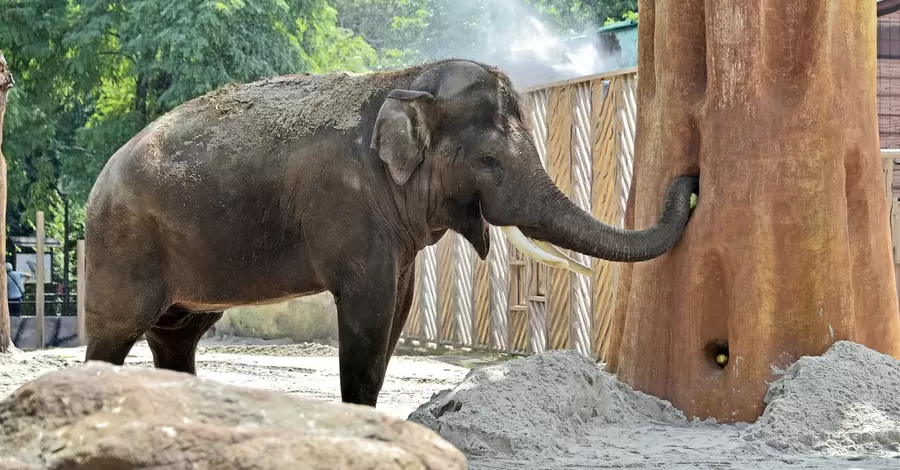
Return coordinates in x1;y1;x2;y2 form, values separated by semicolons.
10;293;79;317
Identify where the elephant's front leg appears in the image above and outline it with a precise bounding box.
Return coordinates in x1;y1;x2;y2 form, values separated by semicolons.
385;262;415;367
332;263;398;407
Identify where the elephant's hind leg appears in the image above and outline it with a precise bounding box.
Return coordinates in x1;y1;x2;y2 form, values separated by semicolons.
84;320;147;366
85;299;165;366
145;307;223;374
84;265;168;366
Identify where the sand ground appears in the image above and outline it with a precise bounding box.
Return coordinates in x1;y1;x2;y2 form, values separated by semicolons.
2;336;900;470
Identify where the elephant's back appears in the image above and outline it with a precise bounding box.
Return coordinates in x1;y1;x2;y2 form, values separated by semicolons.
85;69;411;242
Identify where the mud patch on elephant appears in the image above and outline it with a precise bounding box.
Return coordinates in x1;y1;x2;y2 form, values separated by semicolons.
191;67;419;141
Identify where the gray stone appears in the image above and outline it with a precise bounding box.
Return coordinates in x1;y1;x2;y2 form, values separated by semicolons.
0;361;467;470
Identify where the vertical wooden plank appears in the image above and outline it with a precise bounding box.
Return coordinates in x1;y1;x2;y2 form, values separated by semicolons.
525;90;550;354
35;211;45;349
602;73;640;364
526;255;548;354
508;247;529;354
452;234;474;346
473;254;491;348
403;254;423;340
487;224;510;352
420;245;439;342
76;239;86;346
437;234;456;344
885;157;895;206
569;81;595;356
591;76;624;361
546;85;574;351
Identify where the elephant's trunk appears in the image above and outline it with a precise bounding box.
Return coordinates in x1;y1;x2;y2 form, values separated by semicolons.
507;171;699;267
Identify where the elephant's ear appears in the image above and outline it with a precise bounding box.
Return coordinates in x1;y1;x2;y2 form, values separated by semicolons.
370;89;436;186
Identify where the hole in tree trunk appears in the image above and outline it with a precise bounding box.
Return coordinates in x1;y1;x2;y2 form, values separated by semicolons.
706;339;729;369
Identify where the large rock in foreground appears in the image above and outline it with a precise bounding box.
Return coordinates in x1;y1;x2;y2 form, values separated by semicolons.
0;361;466;470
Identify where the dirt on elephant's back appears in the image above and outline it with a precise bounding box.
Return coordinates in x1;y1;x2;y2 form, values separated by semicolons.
182;68;417;142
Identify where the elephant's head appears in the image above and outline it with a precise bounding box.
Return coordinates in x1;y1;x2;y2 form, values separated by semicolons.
370;59;698;274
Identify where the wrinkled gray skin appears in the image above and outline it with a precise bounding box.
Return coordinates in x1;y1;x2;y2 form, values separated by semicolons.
84;59;699;406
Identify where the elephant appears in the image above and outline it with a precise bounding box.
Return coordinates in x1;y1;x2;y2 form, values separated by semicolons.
83;58;699;407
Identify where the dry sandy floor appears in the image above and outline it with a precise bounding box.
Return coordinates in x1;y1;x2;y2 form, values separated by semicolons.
3;336;900;469
0;335;476;420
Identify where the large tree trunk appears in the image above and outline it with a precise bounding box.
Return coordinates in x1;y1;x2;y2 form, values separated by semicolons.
0;51;11;354
606;1;900;423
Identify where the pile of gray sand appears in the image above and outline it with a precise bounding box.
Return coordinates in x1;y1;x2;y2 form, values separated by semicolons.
746;340;900;455
408;341;900;465
407;349;687;457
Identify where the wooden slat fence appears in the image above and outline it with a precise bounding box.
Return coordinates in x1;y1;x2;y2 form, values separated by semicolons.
400;66;900;361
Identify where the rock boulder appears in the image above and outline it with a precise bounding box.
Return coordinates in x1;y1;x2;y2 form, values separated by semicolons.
0;361;466;470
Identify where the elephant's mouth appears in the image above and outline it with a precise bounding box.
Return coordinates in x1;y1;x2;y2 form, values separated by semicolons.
476;199;593;277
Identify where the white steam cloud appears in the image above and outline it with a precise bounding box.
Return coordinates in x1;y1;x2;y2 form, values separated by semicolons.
412;0;634;89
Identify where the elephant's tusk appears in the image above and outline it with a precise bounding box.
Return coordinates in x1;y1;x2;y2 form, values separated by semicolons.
500;226;571;271
530;239;594;277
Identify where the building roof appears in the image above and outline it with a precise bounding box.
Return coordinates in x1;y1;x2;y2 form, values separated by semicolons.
879;0;900;17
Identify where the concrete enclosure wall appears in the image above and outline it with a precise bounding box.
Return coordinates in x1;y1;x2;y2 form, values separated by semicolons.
11;316;80;349
214;292;339;343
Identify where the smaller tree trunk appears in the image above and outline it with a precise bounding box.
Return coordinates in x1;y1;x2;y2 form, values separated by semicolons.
0;51;12;353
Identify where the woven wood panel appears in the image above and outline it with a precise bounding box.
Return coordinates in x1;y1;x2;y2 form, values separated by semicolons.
488;224;510;351
591;76;624;361
452;234;474;346
509;247;529;354
618;75;638;221
509;309;529;353
473;252;491;348
404;255;423;339
437;235;456;344
546;85;574;351
569;81;595;356
420;245;439;342
524;89;550;354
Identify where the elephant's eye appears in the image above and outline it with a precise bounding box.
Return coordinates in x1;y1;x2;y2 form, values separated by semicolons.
478;155;500;168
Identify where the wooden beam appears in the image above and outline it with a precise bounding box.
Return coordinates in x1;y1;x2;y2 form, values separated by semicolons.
878;0;900;16
77;239;86;346
517;67;639;94
35;211;44;349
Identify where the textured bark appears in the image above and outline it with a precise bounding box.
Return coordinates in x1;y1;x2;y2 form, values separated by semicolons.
607;1;900;423
0;52;11;354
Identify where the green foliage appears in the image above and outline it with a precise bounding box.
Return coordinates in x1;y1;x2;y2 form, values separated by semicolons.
0;0;374;285
605;10;638;26
331;0;639;69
